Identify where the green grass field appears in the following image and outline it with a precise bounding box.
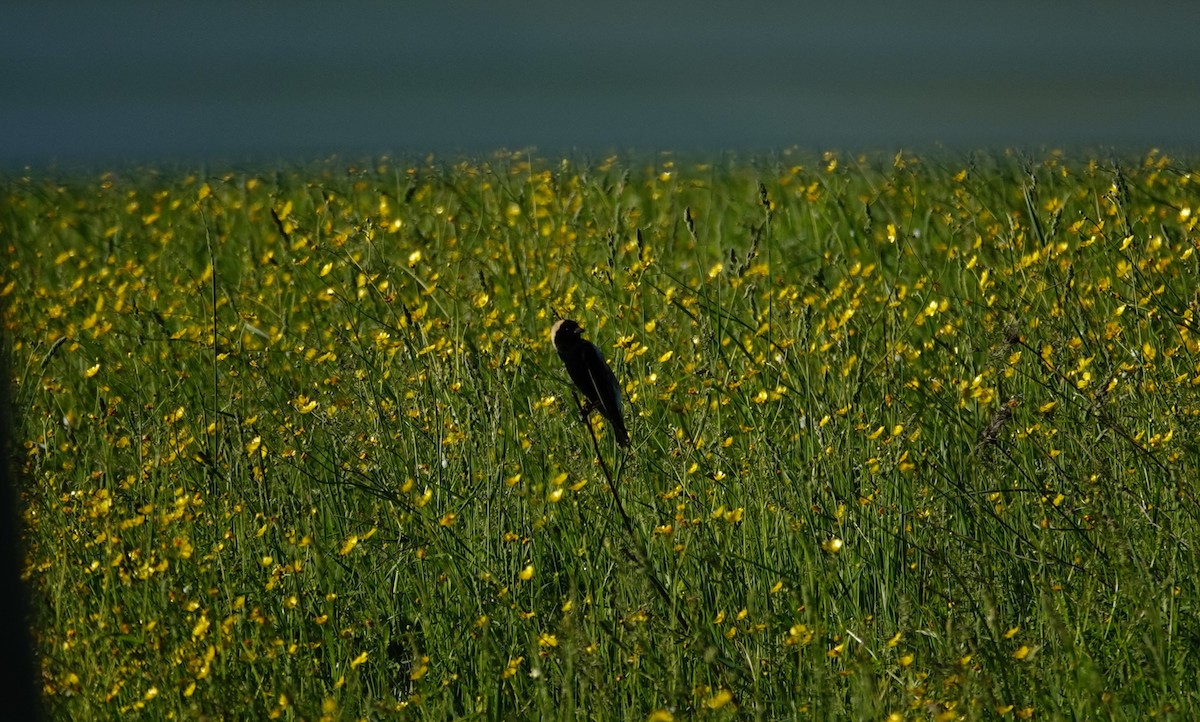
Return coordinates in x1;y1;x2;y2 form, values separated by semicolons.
5;149;1200;720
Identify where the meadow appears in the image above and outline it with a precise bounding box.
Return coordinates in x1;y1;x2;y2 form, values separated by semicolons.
4;148;1199;720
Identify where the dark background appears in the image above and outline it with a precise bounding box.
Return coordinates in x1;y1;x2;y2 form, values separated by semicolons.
3;3;1199;162
6;2;1200;168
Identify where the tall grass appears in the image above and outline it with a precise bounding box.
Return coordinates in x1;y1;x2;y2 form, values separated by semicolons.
4;148;1199;719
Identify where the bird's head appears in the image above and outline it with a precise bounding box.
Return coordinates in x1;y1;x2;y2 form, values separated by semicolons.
551;318;583;350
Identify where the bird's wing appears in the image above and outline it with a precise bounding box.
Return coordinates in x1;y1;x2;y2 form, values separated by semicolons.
587;345;622;410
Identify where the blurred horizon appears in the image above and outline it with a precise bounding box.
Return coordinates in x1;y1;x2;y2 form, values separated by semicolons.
4;1;1200;169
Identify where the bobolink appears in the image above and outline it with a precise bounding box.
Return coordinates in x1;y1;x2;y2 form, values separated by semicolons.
551;319;630;448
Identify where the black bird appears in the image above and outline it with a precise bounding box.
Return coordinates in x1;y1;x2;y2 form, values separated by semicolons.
551;319;630;447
